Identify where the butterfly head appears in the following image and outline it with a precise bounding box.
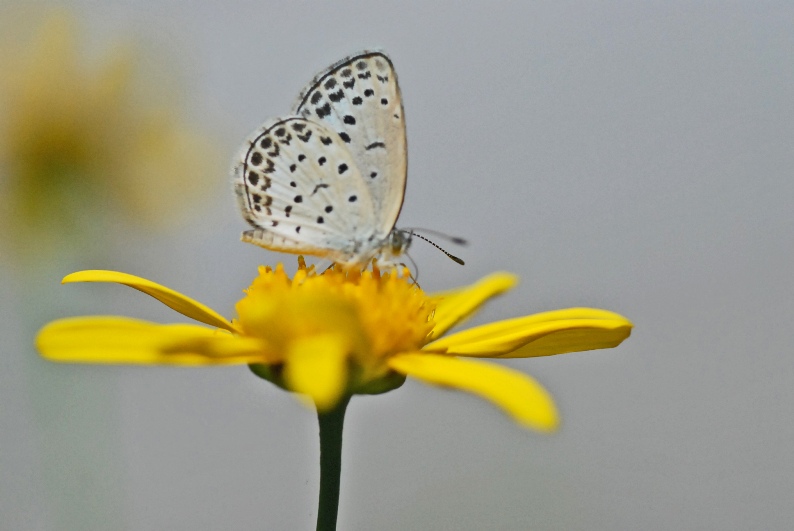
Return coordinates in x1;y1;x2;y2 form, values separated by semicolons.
383;228;412;262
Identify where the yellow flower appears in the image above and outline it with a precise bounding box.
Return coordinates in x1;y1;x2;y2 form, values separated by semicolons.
36;259;632;432
0;11;221;254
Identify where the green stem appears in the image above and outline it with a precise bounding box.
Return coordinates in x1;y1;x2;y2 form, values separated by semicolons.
316;395;351;531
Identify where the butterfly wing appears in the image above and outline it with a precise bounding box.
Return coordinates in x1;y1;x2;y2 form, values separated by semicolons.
294;51;407;237
233;117;378;261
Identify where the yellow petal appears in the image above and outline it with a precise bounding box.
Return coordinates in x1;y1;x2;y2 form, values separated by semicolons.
283;334;349;412
429;273;517;338
36;317;267;365
63;270;234;331
425;308;633;358
388;353;559;432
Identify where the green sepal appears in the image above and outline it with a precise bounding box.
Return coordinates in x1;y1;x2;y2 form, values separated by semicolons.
250;362;406;397
353;370;406;395
248;362;288;390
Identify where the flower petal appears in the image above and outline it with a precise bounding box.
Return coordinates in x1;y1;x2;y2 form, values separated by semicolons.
429;273;517;338
63;270;234;331
36;317;267;365
283;334;349;412
425;308;633;358
388;353;558;431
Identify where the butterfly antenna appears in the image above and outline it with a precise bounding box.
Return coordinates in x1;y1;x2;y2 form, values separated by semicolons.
401;227;468;246
411;233;465;265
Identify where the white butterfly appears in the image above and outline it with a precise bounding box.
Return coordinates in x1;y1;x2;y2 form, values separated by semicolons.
233;50;412;268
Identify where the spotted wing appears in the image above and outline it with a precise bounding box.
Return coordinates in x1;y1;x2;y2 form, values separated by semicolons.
294;51;406;236
232;117;377;260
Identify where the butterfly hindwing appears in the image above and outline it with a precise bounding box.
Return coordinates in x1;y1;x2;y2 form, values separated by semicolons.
233;117;377;260
294;51;407;235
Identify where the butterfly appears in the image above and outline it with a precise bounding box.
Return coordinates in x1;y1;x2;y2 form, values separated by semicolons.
232;50;414;268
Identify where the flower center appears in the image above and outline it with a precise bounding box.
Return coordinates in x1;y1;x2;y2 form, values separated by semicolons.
234;259;435;370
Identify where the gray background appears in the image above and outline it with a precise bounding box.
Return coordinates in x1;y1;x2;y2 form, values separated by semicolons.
2;1;793;530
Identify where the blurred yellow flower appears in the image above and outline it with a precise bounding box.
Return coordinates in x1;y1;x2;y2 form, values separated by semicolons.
36;258;633;432
0;11;220;255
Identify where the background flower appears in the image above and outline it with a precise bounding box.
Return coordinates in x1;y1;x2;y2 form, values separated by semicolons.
0;10;222;260
0;8;224;531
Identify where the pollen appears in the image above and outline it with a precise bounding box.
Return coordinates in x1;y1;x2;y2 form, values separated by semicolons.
233;258;436;368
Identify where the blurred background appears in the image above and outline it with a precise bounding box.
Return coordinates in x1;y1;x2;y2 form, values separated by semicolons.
1;2;792;530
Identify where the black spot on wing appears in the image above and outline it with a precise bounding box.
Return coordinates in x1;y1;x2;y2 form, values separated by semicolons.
365;142;385;150
316;103;331;119
328;89;345;102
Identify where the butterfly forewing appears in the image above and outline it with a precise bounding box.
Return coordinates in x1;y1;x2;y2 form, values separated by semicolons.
294;51;407;235
233;117;377;260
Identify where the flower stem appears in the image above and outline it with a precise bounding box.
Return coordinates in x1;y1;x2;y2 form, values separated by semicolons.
316;395;350;531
